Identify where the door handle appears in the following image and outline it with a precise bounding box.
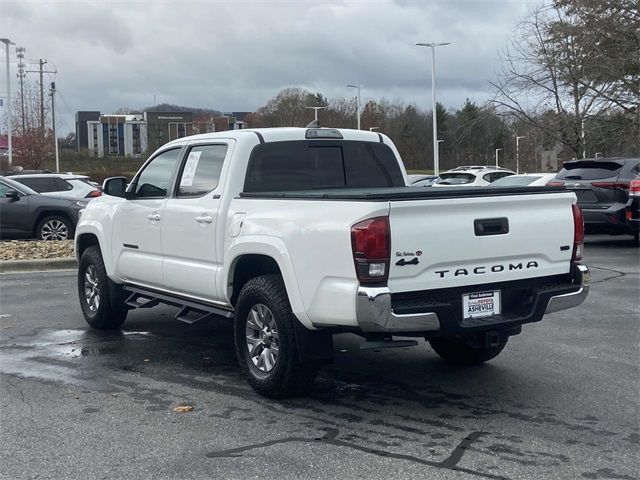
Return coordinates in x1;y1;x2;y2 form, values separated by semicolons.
195;215;213;224
147;213;161;222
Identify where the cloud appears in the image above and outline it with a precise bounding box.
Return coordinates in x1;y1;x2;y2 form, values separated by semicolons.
0;0;535;134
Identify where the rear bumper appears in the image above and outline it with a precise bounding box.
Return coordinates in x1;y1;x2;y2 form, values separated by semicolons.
356;264;589;334
582;204;632;233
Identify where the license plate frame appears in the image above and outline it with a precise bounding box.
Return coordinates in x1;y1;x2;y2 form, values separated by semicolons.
462;290;501;319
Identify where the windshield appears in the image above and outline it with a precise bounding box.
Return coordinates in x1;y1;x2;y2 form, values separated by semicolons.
435;173;476;185
0;176;37;194
489;175;540;187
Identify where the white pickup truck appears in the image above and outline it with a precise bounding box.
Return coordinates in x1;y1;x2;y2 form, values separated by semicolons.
75;127;589;397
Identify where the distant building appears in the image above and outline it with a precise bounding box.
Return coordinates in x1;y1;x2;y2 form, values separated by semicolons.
75;111;100;151
144;111;194;154
75;109;253;158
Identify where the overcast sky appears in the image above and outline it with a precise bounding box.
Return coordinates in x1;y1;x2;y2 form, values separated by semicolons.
1;0;539;135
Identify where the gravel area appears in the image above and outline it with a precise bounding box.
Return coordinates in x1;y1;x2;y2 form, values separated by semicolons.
0;240;74;261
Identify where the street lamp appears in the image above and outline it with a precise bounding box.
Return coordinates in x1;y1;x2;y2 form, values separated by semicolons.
516;135;525;174
495;148;503;167
346;84;363;130
416;42;450;176
305;106;327;123
1;38;15;166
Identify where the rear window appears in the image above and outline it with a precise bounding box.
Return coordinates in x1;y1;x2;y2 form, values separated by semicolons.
557;161;623;180
435;173;476;185
243;141;404;192
489;175;539;187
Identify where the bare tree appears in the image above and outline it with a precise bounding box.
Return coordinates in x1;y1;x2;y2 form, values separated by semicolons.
490;3;626;156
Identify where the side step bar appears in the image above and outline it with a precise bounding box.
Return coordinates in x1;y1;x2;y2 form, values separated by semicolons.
123;284;234;324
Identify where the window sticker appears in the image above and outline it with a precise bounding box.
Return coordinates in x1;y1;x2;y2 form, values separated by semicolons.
180;150;202;187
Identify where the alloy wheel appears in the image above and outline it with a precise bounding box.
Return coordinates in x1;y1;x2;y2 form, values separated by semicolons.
41;220;69;240
84;265;100;312
245;303;279;372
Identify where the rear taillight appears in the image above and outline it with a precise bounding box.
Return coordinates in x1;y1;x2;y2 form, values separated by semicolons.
629;179;640;197
351;216;390;285
546;181;565;187
85;190;102;198
572;204;584;261
590;181;630;191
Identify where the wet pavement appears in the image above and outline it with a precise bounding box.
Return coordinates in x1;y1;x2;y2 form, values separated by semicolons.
0;235;638;479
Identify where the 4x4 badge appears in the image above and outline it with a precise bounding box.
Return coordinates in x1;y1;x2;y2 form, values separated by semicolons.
396;257;419;266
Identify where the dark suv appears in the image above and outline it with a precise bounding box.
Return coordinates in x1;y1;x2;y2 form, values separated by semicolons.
551;158;640;238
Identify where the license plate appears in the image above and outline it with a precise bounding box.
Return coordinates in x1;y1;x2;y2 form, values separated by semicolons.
462;291;501;319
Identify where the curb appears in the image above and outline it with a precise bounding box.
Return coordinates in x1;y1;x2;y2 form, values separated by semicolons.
0;257;77;274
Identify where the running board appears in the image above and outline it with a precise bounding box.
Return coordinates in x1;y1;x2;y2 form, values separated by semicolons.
122;284;234;323
359;339;418;350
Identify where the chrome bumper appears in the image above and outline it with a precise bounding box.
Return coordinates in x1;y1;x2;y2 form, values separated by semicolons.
356;264;590;333
545;264;590;314
356;287;440;333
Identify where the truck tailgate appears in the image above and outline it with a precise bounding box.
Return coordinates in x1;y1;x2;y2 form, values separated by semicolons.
388;192;575;293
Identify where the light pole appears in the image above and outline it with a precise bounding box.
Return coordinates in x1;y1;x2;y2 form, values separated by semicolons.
346;84;362;130
416;42;450;176
516;135;525;173
305;106;327;123
437;139;444;172
495;148;503;167
50;81;59;173
1;38;15;166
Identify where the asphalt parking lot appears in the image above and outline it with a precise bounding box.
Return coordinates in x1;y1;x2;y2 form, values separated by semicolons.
0;235;638;480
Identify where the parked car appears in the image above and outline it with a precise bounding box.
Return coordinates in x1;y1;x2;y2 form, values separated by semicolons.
10;173;102;200
625;174;639;241
407;174;438;187
549;157;640;237
0;176;85;240
489;173;557;187
432;166;515;187
75;127;587;398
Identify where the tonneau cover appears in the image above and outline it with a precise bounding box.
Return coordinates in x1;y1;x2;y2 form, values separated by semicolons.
239;186;568;201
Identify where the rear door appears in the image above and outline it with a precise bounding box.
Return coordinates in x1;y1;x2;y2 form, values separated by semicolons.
387;192;575;292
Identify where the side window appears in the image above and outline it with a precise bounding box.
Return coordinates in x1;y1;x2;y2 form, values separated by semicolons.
18;177;55;192
483;173;495;183
177;144;228;197
134;148;181;198
0;182;11;196
54;178;73;191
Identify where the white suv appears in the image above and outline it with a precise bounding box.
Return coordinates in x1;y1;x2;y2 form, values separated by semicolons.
432;166;515;187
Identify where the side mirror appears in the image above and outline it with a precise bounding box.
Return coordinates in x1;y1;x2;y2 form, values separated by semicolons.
4;190;20;201
102;177;128;198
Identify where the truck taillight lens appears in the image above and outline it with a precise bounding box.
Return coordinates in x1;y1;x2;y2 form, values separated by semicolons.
351;216;390;284
572;204;584;261
629;179;640;197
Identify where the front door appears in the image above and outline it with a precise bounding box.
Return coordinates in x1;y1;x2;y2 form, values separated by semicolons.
0;181;31;236
161;142;231;300
112;147;182;286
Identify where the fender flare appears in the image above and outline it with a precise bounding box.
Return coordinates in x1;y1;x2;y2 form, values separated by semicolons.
223;236;313;329
75;221;113;276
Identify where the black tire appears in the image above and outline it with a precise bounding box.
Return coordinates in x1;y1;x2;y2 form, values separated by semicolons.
37;215;74;241
429;337;508;365
234;275;319;398
78;246;128;329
